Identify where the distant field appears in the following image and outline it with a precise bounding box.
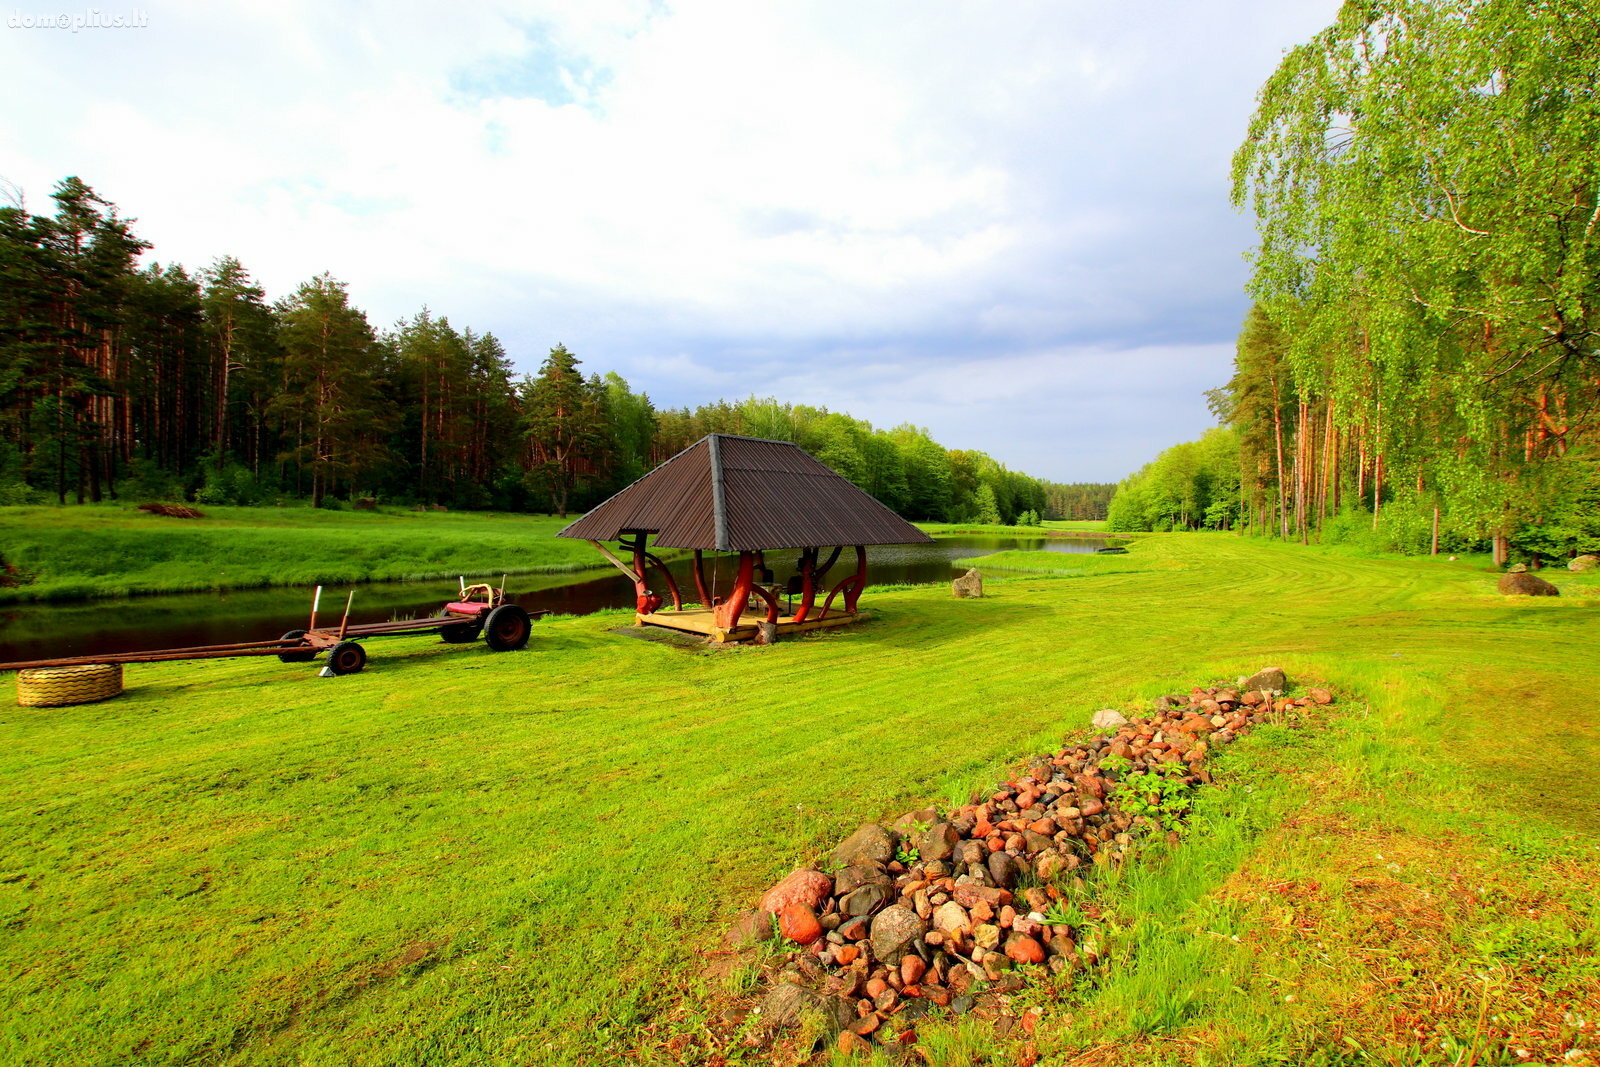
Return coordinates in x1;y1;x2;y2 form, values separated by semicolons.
2;533;1595;1065
0;506;599;602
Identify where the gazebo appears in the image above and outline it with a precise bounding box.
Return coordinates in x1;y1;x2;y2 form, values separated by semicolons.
557;433;933;643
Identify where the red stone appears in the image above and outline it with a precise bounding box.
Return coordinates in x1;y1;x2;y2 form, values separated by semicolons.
865;977;889;999
834;944;860;965
1005;935;1046;964
901;956;927;985
839;917;869;941
760;869;833;915
778;903;823;945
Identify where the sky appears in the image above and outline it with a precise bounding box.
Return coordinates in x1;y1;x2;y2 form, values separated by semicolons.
0;0;1341;482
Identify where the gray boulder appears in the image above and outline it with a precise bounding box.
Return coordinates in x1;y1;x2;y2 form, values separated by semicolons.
869;904;927;964
1243;667;1288;692
840;883;893;917
833;864;890;897
1570;555;1598;572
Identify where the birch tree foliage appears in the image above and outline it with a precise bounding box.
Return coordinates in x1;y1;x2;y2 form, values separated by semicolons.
1233;0;1600;526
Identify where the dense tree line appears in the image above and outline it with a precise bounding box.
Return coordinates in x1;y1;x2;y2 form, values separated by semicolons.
1108;1;1600;560
1106;429;1240;533
0;177;1099;524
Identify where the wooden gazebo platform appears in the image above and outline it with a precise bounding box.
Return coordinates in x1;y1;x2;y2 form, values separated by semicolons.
557;434;932;643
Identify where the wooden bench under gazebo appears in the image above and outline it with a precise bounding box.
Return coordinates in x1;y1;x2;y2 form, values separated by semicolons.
557;433;933;643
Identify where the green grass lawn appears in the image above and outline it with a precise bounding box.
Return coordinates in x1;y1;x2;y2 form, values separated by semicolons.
2;533;1596;1065
0;506;600;602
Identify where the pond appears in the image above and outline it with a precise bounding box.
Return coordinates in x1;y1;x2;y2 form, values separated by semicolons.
0;535;1110;663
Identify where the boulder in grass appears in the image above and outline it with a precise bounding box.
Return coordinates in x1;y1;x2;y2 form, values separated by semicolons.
952;568;984;598
831;823;897;869
1242;667;1287;693
1569;555;1598;572
1498;571;1559;597
759;869;833;915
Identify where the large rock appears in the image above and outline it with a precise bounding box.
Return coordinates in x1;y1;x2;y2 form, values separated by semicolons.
1242;667;1288;693
777;903;823;945
918;822;961;863
1091;708;1129;731
840;884;893;917
987;851;1026;889
760;982;855;1034
834;864;890;897
952;568;984;598
932;900;970;935
869;904;927;964
831;823;897;869
1499;571;1559;597
1569;554;1598;572
759;869;833;915
891;807;940;834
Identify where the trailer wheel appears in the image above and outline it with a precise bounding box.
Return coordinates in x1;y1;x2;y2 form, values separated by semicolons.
278;630;316;663
439;620;481;643
325;641;367;675
483;605;532;651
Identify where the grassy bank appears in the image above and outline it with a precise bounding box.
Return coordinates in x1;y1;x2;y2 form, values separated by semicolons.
1;534;1597;1065
0;506;602;602
917;520;1114;537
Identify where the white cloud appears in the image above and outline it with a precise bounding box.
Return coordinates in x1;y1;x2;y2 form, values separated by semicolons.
0;0;1340;478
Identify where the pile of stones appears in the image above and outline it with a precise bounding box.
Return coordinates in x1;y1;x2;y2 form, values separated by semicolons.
729;667;1334;1052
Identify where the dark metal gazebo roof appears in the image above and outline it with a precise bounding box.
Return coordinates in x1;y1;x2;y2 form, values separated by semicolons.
556;434;933;551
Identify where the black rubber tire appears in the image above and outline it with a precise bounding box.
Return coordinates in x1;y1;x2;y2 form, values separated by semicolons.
325;641;367;675
483;604;532;652
278;630;316;663
439;620;481;643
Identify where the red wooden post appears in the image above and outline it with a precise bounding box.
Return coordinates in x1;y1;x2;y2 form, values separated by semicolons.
793;547;818;622
642;550;683;610
715;551;756;630
843;545;867;612
622;533;663;614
